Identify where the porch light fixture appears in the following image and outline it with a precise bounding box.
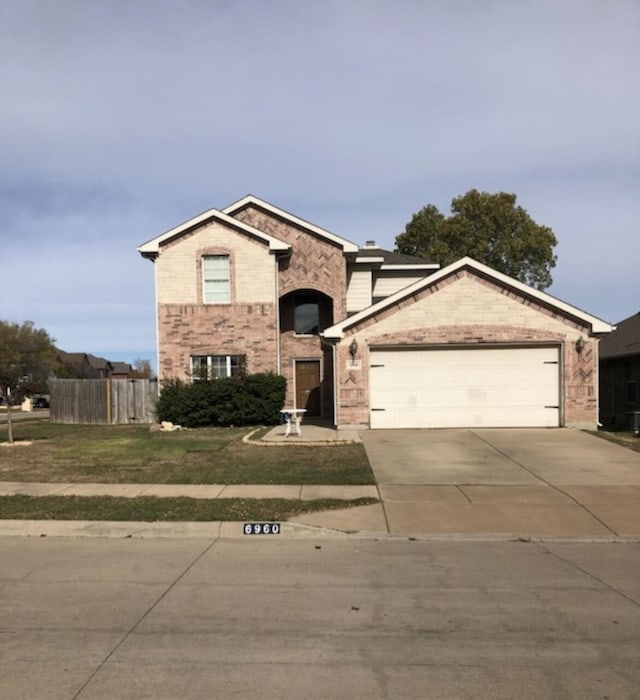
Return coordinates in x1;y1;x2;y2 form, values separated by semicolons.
349;338;358;359
575;336;586;354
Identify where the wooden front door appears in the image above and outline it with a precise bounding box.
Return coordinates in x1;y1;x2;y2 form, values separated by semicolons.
295;360;321;416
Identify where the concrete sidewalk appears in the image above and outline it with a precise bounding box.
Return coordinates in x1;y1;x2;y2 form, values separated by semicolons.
0;480;387;538
257;422;362;444
0;481;377;501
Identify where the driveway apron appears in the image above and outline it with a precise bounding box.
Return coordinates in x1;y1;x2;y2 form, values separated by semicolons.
361;429;640;537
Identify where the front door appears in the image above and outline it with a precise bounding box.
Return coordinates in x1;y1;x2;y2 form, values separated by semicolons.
295;360;321;416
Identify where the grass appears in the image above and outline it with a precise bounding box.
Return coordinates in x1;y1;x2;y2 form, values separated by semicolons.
0;495;379;521
0;421;375;485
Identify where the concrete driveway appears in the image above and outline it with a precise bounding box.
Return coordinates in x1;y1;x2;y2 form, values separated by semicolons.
361;429;640;538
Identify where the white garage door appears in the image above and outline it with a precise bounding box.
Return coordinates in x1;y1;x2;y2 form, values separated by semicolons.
369;346;560;429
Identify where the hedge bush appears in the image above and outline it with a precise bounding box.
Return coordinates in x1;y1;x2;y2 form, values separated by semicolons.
156;373;287;427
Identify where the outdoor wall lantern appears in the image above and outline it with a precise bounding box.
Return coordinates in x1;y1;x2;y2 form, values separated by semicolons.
575;336;586;354
349;338;358;359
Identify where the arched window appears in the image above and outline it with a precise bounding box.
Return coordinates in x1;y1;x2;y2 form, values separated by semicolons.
294;293;319;335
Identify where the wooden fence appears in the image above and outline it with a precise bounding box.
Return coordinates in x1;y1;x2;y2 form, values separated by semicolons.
49;379;158;425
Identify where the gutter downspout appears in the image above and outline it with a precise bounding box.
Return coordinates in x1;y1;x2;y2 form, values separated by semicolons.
275;253;281;375
332;341;338;427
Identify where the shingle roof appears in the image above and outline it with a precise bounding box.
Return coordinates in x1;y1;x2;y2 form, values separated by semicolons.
86;354;110;370
357;247;434;265
599;312;640;359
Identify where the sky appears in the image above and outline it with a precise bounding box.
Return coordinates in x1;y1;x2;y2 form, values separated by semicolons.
1;0;638;367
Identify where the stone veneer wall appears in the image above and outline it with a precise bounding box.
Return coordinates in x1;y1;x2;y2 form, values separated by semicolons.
335;269;599;429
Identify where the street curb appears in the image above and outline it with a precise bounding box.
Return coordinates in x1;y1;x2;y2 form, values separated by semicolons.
1;519;639;543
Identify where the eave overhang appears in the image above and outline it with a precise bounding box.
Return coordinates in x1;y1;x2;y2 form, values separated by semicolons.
137;208;290;260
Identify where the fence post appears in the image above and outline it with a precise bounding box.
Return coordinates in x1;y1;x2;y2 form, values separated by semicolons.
106;378;112;424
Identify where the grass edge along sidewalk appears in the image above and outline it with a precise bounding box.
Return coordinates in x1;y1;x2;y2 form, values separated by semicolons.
0;494;379;522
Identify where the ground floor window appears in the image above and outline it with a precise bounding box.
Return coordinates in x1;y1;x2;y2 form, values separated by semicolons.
190;354;245;380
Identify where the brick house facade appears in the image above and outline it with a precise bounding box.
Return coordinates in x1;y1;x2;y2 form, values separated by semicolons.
139;196;612;430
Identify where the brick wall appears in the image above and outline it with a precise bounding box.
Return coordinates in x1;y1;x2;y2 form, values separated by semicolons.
154;218;278;380
334;269;598;429
156;220;276;304
233;205;348;412
232;205;348;316
157;303;277;380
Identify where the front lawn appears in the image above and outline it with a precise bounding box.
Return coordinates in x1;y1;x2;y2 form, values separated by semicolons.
0;422;374;485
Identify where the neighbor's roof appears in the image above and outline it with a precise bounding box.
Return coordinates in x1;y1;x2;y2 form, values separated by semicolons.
222;195;359;253
323;256;614;339
86;354;110;370
138;206;290;258
599;312;640;359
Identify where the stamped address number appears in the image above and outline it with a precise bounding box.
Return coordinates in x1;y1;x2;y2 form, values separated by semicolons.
244;522;281;535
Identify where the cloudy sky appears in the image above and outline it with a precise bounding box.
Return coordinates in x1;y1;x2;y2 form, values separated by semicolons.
1;0;638;366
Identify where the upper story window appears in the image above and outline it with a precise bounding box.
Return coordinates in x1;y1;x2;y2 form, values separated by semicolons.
202;255;230;303
294;293;319;335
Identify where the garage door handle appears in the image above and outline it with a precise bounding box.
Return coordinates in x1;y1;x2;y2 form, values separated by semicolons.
370;364;385;368
371;408;386;411
545;405;559;409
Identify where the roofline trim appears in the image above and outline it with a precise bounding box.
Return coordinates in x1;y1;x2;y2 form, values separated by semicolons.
322;256;614;339
137;208;291;258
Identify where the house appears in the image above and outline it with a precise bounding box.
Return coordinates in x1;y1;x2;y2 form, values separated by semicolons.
138;195;612;430
54;351;132;379
598;312;640;431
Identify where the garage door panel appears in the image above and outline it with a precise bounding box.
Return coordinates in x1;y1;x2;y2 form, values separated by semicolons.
370;347;559;429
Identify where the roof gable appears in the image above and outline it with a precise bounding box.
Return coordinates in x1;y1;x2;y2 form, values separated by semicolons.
223;195;359;253
324;256;613;338
138;207;290;259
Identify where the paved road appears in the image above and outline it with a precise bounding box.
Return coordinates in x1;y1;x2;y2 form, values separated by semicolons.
0;408;49;423
1;536;639;699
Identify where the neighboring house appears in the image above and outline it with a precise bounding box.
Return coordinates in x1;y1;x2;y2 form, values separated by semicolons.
54;351;95;378
138;195;612;430
109;362;134;379
54;351;132;379
599;312;640;431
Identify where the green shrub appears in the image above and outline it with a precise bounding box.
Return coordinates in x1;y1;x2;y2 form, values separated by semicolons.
156;373;286;427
